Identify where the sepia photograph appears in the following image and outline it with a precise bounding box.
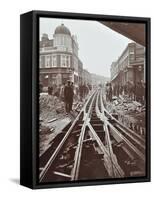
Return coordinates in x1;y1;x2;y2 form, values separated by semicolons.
38;16;148;184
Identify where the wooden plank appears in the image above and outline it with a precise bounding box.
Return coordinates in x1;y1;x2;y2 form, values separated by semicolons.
53;171;71;178
48;118;57;123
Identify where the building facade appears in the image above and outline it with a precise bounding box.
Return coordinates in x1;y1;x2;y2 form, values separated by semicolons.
78;59;83;85
110;42;145;89
39;24;83;87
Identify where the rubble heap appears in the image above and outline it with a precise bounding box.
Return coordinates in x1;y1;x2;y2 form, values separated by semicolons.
39;93;65;120
39;93;68;155
105;96;145;135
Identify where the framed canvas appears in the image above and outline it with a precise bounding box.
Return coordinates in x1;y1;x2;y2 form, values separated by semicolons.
20;10;151;189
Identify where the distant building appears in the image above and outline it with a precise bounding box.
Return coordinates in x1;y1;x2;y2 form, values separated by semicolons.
110;42;145;88
39;24;82;87
91;73;109;86
78;59;83;85
82;69;91;85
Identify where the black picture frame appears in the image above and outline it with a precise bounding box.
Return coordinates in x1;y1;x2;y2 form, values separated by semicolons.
20;10;151;189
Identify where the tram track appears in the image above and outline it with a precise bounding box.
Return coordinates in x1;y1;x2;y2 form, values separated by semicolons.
39;89;146;183
97;90;145;174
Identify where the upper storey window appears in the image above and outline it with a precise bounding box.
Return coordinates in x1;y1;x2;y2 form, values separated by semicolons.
45;55;50;67
61;55;70;67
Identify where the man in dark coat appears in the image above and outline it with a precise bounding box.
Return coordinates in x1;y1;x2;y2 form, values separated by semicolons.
108;83;112;102
64;80;74;114
70;82;74;111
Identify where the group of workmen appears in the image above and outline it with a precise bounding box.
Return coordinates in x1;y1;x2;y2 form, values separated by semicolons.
46;81;91;114
105;81;145;105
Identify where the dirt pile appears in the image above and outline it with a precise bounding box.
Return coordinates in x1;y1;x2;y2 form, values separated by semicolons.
39;93;65;121
105;96;145;130
39;93;68;155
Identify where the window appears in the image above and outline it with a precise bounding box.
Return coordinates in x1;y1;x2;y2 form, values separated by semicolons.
45;55;50;67
61;55;70;67
66;56;70;67
57;37;60;46
61;55;66;67
74;57;78;72
52;55;57;67
129;54;135;62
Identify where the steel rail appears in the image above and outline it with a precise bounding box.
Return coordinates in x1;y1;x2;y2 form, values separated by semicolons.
40;89;145;182
71;91;97;180
95;91;124;177
106;120;145;162
71;90;124;179
87;122;124;177
39;90;96;182
114;123;145;152
99;89;145;162
103;105;145;144
95;92;116;176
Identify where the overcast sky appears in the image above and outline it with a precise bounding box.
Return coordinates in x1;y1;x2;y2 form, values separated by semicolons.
40;18;132;78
